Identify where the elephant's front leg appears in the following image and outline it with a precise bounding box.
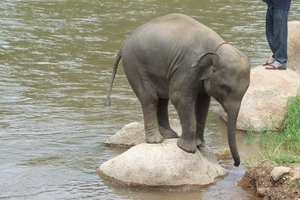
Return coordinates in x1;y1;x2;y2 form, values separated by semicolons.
195;93;211;148
157;98;179;139
171;93;197;153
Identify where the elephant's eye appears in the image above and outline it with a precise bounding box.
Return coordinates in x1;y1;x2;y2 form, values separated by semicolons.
220;84;231;94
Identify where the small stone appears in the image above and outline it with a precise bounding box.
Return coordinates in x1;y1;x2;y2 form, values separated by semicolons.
257;187;266;197
214;148;232;160
271;166;291;182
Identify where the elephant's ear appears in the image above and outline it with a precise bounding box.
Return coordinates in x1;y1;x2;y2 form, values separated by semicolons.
191;52;219;80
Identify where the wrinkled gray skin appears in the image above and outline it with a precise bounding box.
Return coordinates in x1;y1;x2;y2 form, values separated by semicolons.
106;13;250;167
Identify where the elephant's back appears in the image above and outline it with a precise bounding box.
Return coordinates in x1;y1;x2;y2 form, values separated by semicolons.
120;13;223;79
147;13;203;29
122;14;220;54
128;13;206;43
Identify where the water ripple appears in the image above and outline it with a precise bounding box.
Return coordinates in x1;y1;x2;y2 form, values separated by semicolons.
1;0;299;199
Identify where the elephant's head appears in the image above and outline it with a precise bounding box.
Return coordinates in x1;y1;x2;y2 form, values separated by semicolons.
191;47;251;166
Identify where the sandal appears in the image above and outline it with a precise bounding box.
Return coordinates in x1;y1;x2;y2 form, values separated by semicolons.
265;63;286;70
262;60;273;66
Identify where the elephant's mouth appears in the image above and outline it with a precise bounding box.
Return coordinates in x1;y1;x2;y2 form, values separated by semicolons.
213;96;226;112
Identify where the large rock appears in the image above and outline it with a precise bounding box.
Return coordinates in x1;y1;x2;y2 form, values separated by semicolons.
220;66;300;132
98;139;227;190
224;21;300;132
104;119;182;147
287;21;300;73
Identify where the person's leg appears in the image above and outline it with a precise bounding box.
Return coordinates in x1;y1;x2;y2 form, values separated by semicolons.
272;8;289;67
265;6;276;65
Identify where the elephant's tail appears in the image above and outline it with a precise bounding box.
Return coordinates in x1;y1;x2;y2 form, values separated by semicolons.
105;49;122;106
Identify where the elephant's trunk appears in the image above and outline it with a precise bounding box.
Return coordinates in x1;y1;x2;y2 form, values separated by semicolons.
226;103;241;167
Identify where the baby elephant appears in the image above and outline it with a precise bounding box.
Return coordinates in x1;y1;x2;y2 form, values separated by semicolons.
106;13;250;167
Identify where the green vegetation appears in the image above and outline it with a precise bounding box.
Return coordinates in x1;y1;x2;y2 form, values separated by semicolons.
247;92;300;165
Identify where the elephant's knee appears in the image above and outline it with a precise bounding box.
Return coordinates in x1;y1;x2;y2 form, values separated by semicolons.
170;92;181;107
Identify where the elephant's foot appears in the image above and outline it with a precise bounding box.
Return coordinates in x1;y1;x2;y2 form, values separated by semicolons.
177;138;196;153
196;138;205;148
146;132;164;143
159;126;179;139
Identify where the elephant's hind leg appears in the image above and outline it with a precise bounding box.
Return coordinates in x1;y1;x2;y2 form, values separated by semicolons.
129;76;164;143
141;98;164;144
124;67;163;143
157;98;178;139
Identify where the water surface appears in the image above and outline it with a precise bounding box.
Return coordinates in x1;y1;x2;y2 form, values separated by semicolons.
1;0;299;199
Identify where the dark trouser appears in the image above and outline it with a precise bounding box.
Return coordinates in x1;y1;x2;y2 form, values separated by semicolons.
266;6;289;66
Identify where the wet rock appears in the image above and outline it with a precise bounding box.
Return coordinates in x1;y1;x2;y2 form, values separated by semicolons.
271;166;291;182
220;65;300;131
104;119;182;147
98;139;227;190
214;148;232;160
104;122;145;147
287;21;300;74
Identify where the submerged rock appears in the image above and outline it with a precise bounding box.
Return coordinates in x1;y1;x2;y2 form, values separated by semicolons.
214;148;232;160
104;119;182;147
98;139;227;190
104;122;145;147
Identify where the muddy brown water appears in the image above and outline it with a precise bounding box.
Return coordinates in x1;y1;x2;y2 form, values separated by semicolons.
1;1;299;199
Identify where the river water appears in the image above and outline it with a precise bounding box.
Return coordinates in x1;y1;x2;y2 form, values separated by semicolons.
1;0;299;199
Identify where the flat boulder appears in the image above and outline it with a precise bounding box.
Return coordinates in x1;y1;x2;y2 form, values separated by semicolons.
98;139;227;190
220;66;300;132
